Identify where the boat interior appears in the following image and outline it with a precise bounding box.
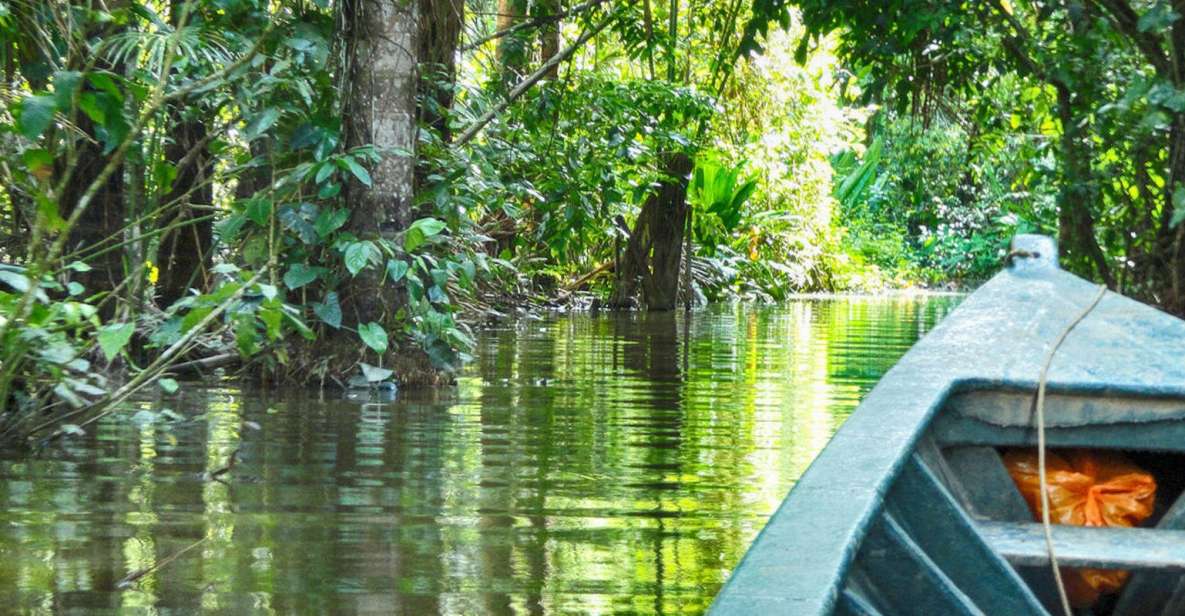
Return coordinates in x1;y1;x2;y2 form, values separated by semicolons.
836;387;1185;616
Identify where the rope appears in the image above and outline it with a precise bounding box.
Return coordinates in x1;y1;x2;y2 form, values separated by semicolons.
1036;283;1108;616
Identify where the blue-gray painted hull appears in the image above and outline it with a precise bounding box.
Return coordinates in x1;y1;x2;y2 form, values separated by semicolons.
709;235;1185;615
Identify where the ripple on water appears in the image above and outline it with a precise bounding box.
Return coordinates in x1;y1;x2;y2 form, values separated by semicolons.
0;296;958;614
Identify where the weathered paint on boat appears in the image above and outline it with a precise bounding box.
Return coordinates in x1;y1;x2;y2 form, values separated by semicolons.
709;235;1185;615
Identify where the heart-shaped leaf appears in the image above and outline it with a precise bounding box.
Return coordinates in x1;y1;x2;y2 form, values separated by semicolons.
358;321;388;353
97;322;135;361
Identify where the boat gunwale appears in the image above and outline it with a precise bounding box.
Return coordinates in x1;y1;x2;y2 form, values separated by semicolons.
708;238;1185;615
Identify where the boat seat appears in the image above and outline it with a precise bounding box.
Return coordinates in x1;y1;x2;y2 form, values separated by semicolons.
979;521;1185;571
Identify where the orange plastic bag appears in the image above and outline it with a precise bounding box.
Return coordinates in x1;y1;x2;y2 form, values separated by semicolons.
1003;449;1157;608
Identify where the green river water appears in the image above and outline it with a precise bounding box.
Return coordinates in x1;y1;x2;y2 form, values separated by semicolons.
0;296;959;615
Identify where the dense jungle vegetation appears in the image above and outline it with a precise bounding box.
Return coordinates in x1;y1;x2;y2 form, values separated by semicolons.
1;0;1183;445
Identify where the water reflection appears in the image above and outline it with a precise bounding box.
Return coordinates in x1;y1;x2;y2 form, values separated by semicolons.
0;296;958;614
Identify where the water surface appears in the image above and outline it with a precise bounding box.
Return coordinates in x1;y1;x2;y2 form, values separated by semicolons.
0;296;958;614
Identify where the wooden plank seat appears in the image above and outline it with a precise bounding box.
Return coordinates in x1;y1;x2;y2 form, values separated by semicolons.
979;522;1185;571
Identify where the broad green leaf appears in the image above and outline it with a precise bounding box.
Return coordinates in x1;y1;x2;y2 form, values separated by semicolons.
235;315;260;356
180;306;214;333
313;291;342;328
358;321;388;353
243;108;280;141
344;241;376;276
314;208;350;238
386;259;409;282
283;263;318;289
53;384;85;408
158;378;180;394
97;322;135;361
246;198;272;226
278;203;319;244
16;95;56;140
282;309;316;340
315;162;334;184
0;270;30;292
409;217;447;237
318;182;342;199
78;92;106;124
52;70;82;109
1139;3;1181;32
342;157;372;187
86;72;123;100
459;259;477;285
404;218;446;252
260;305;283;340
215;213;248;241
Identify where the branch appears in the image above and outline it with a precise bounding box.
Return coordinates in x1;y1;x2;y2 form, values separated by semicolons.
1088;0;1173;77
459;0;610;53
985;0;1064;87
453;10;617;147
19;270;265;443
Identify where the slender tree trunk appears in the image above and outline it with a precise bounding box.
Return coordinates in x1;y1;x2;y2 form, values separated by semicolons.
1054;84;1114;287
539;0;561;80
496;0;531;88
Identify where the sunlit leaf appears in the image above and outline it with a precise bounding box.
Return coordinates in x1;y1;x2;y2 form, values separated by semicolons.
97;322;135;361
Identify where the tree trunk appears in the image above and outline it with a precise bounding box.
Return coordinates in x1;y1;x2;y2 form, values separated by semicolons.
61;6;126;297
610;152;693;311
418;0;462;142
1054;83;1114;287
155;0;214;306
156;118;214;305
539;0;561;80
62;118;125;297
341;0;418;325
496;0;531;88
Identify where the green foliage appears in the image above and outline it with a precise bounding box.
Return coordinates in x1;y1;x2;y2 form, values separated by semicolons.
689;155;757;252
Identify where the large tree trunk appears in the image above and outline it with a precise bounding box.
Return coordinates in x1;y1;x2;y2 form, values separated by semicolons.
342;0;419;326
610;152;693;311
62;118;125;298
61;5;127;297
495;0;531;88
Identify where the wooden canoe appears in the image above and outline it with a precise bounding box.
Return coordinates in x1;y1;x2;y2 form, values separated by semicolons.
709;234;1185;615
